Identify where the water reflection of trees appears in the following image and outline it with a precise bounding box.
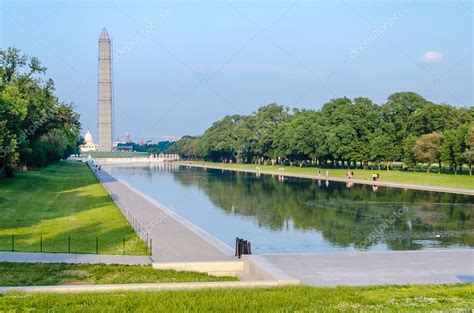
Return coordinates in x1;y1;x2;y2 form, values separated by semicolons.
169;167;473;250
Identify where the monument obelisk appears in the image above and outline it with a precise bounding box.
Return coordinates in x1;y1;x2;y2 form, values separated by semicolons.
97;27;113;151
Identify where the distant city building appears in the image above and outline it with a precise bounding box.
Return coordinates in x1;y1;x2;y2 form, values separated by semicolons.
97;27;114;151
116;145;133;152
125;131;132;143
80;130;99;152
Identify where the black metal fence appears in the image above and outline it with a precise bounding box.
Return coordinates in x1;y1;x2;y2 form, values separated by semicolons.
110;192;153;254
0;234;151;255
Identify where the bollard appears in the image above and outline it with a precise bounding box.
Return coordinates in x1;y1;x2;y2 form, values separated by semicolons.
235;237;240;257
40;235;43;252
235;237;252;258
11;235;14;252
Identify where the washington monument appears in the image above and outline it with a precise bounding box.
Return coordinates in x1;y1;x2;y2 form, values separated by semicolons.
97;27;114;151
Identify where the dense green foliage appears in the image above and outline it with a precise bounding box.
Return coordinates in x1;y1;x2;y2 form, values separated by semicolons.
0;162;147;254
0;262;236;286
0;47;81;176
117;141;173;154
168;93;474;174
1;284;472;311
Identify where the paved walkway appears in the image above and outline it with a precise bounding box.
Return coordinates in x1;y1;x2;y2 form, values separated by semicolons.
257;250;474;286
183;163;474;195
95;167;235;263
0;251;152;264
0;280;292;294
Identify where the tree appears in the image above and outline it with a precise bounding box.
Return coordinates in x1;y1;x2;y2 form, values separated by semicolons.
368;132;396;170
462;123;474;175
0;47;80;176
382;92;430;159
252;103;288;163
441;125;468;174
402;135;418;171
271;109;323;165
412;103;461;135
413;133;444;173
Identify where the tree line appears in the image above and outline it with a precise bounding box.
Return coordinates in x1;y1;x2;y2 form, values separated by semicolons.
168;92;474;175
117;141;173;154
0;48;81;176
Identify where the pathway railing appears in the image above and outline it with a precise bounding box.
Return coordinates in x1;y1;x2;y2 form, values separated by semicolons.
89;161;153;254
0;234;150;255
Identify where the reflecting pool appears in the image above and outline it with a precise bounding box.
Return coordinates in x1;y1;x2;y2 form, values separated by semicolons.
106;164;474;253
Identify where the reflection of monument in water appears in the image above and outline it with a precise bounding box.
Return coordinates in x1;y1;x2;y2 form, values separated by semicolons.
97;27;114;151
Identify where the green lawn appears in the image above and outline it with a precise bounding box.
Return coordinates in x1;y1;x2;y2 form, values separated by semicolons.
1;284;472;311
0;162;147;255
184;161;474;189
0;262;237;286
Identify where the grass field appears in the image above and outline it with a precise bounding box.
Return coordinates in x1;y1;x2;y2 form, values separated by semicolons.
1;284;472;311
0;162;147;255
183;161;474;189
0;262;237;286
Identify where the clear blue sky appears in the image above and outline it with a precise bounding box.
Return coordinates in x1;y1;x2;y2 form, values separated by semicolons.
1;0;472;141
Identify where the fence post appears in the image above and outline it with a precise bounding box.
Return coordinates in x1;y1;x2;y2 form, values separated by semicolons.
40;236;43;252
149;238;152;255
96;237;99;254
11;234;14;252
68;236;71;253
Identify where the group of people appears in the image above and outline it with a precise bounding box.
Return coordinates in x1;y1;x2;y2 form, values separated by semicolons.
93;164;101;173
372;173;380;181
316;170;330;176
88;160;102;173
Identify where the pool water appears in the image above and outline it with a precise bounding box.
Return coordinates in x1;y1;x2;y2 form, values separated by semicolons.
106;164;474;253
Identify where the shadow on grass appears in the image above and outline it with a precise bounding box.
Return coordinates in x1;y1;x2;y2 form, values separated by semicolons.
0;223;148;255
0;162;146;254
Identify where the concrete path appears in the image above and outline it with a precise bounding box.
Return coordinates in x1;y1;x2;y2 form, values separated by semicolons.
0;280;294;294
257;250;474;286
183;163;474;196
0;251;152;265
95;167;235;263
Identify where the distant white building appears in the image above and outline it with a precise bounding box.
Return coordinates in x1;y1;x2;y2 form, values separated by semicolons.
80;130;99;152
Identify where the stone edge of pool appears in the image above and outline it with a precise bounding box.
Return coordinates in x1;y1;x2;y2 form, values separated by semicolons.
179;163;474;196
